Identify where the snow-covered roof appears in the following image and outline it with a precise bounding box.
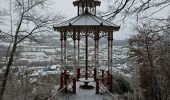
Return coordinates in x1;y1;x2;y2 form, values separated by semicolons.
54;13;120;31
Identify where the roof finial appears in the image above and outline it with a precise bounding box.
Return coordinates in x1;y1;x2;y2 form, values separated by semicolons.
73;0;101;15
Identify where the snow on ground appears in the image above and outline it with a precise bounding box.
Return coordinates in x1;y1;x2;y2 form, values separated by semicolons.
55;78;116;100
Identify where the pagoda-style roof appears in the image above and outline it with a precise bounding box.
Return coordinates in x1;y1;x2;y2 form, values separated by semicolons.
73;0;101;7
53;13;120;32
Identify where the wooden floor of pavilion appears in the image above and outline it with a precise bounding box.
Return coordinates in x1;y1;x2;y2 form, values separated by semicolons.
54;78;117;100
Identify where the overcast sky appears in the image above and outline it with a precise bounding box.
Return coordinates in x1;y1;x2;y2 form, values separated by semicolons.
51;0;132;40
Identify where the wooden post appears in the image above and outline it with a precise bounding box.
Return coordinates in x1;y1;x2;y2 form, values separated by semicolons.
73;31;77;77
101;70;104;82
94;32;99;81
110;32;113;75
111;40;113;75
60;33;63;72
109;74;113;92
108;32;113;75
94;68;96;81
109;31;113;92
77;36;80;73
108;37;110;75
77;68;80;81
85;34;88;80
94;30;100;83
107;71;110;84
78;5;79;15
64;33;67;69
107;70;110;76
64;70;67;77
60;73;63;89
96;78;99;94
73;78;76;94
64;70;68;93
94;40;97;80
96;40;99;79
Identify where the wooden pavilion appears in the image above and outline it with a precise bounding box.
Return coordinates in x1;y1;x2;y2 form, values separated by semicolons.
50;0;120;99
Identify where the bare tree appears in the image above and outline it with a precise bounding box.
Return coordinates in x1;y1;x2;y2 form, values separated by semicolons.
154;18;170;100
0;0;63;99
129;19;170;100
100;0;170;21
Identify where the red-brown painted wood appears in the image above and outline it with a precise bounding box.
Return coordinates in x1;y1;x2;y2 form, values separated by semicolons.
93;68;96;81
96;78;99;94
73;78;76;94
77;68;80;80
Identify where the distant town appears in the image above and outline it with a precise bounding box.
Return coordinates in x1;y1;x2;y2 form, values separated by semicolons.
0;34;131;84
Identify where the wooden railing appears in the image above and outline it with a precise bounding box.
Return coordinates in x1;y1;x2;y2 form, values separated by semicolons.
48;68;115;100
99;82;118;100
48;70;76;100
77;67;95;80
48;84;68;100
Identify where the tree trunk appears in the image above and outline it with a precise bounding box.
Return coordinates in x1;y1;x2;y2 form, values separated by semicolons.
0;43;17;100
0;14;23;100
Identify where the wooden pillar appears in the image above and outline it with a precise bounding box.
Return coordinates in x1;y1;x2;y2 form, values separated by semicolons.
108;31;113;75
64;32;67;69
108;33;112;75
60;72;64;89
107;71;110;84
94;31;99;80
78;37;80;69
60;32;64;72
108;39;110;75
60;32;64;93
64;70;68;93
101;70;104;82
85;33;88;80
109;31;113;92
77;68;80;80
74;40;76;68
96;40;99;79
93;68;96;81
110;32;113;75
73;77;76;94
94;40;97;80
77;33;80;75
95;6;96;15
96;78;99;94
109;74;113;92
110;40;113;75
82;6;84;14
73;31;77;76
78;5;79;16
